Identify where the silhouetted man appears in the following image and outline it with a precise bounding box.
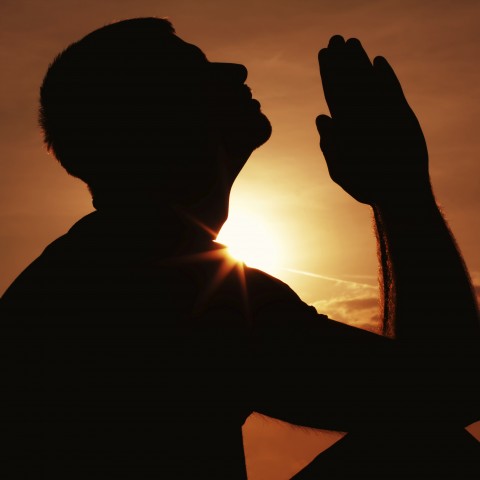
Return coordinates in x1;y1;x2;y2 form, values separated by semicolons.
1;18;479;479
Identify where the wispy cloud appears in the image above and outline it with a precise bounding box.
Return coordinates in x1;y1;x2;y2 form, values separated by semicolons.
290;268;480;335
281;267;377;290
280;267;381;333
313;293;381;333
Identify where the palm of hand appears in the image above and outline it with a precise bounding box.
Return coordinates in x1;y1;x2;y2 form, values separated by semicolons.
317;36;429;205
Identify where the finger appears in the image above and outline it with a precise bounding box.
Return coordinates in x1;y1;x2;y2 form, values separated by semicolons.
318;48;336;116
345;38;371;71
373;56;408;104
342;38;376;111
316;114;336;170
315;114;332;137
319;39;349;118
318;36;346;104
320;36;375;119
328;34;345;49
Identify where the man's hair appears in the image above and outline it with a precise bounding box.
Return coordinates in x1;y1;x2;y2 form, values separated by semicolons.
39;17;210;197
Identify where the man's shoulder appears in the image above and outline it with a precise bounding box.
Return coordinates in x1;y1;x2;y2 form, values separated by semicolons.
243;265;299;297
0;213;97;306
241;264;325;319
0;235;70;308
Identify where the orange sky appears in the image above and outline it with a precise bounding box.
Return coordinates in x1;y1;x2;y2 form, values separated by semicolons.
1;1;479;478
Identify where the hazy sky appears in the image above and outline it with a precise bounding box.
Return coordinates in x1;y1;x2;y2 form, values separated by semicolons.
1;1;479;478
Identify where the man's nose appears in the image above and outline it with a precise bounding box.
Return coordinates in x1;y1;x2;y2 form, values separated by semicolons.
210;62;248;83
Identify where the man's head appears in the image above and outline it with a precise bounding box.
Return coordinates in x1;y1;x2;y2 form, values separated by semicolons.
39;17;271;231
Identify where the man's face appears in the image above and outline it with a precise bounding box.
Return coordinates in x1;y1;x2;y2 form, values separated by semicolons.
170;36;272;179
206;60;272;157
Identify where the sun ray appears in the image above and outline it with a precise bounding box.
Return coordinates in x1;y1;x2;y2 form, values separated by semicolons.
192;253;239;314
235;261;252;325
217;209;281;275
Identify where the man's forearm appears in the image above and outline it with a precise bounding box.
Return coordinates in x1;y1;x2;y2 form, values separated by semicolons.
373;189;478;342
373;188;479;425
317;35;479;426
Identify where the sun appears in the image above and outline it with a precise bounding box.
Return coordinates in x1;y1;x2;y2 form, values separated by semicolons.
216;209;281;275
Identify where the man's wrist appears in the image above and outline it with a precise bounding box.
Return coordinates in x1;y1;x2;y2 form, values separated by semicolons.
372;184;436;214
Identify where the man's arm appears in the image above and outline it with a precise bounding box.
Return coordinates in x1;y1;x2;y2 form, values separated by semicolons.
288;35;480;480
316;35;479;426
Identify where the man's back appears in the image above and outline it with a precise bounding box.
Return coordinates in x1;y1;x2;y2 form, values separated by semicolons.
1;211;263;478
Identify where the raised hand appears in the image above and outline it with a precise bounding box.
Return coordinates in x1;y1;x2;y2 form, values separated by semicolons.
317;35;430;205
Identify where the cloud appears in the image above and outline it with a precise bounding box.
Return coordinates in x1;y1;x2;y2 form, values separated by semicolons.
309;271;480;336
280;267;381;332
339;297;378;311
282;268;377;291
313;292;381;334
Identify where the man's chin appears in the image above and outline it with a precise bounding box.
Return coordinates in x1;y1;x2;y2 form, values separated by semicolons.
256;112;273;145
220;108;272;161
243;110;272;151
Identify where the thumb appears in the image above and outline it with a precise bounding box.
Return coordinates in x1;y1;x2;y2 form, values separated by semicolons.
316;114;341;183
316;114;334;157
316;114;333;137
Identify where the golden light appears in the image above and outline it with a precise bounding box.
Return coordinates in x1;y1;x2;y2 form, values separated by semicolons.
216;209;281;275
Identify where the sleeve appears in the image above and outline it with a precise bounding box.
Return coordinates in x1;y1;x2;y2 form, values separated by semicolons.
245;268;427;432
